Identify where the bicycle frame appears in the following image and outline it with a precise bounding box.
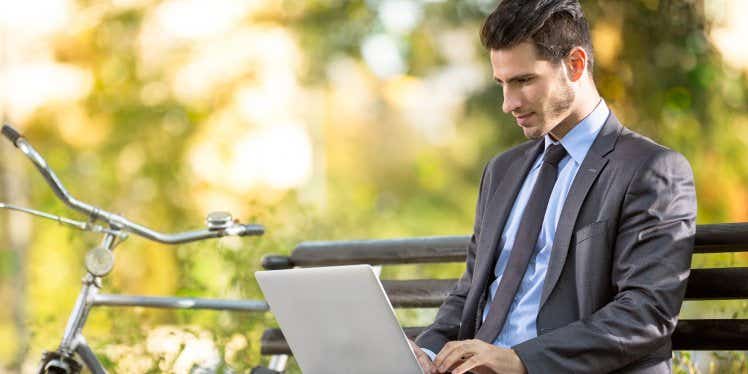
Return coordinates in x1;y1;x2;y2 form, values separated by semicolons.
51;230;270;373
0;124;279;373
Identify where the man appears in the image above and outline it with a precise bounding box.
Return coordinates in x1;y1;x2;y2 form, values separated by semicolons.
408;1;697;373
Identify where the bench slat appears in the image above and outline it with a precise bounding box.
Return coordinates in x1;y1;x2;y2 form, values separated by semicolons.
684;268;748;300
671;319;748;350
382;279;455;308
259;327;424;355
292;236;467;267
260;319;748;355
378;268;748;308
261;223;748;269
696;222;748;253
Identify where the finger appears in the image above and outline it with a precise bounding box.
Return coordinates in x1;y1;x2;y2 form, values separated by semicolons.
436;343;473;373
408;340;437;372
435;340;484;371
408;340;430;361
451;355;481;374
434;340;466;367
416;353;436;373
433;341;461;368
413;346;434;367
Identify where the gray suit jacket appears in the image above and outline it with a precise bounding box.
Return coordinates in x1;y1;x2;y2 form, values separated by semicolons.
415;112;697;373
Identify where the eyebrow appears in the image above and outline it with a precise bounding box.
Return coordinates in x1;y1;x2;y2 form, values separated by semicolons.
494;74;536;85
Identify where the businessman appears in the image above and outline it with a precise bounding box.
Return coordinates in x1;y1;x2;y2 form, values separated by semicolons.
408;1;697;373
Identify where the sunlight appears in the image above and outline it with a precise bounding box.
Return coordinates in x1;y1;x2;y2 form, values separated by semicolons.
0;0;71;36
361;33;406;78
168;27;299;103
188;121;312;192
378;0;423;34
0;63;92;123
0;0;90;123
229;122;313;190
153;0;260;41
707;0;748;70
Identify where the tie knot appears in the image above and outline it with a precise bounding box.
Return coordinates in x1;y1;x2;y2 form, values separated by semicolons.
543;144;567;166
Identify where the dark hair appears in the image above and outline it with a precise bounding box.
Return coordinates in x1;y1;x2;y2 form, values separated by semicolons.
481;0;594;73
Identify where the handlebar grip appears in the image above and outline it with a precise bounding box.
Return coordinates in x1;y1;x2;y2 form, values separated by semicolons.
2;125;21;146
239;224;265;236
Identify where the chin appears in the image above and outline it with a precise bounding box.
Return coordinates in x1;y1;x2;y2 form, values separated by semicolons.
522;128;544;140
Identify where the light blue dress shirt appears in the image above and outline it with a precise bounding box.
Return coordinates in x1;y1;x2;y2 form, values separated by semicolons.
482;99;609;348
422;100;609;361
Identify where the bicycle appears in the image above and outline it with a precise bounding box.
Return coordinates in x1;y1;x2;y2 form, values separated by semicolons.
1;124;272;373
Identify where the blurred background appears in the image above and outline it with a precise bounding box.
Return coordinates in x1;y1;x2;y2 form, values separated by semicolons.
0;0;747;372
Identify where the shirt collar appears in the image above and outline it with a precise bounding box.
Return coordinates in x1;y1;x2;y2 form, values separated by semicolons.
543;99;609;165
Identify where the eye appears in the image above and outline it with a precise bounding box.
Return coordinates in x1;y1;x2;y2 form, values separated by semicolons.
517;77;533;84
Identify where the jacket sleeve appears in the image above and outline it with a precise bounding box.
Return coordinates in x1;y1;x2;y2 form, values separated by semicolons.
415;163;491;354
512;149;697;373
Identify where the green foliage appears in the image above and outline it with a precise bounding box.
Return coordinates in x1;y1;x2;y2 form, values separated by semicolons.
0;0;747;372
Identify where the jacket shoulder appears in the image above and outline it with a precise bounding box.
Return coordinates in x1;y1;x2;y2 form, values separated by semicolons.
616;127;669;156
610;127;694;193
485;139;539;174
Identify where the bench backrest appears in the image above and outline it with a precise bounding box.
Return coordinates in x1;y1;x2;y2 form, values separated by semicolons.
260;222;748;354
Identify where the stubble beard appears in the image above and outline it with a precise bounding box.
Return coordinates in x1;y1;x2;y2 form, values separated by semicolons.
522;86;575;140
535;77;575;140
550;81;575;119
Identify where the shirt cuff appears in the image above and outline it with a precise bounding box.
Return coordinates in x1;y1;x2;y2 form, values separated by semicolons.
421;348;437;361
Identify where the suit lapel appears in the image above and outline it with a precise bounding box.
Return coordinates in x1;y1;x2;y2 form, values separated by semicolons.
539;113;622;309
474;140;544;301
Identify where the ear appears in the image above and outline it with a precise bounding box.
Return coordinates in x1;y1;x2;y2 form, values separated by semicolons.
564;46;588;82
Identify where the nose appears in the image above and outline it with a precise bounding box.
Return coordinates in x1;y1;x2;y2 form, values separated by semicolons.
501;87;521;114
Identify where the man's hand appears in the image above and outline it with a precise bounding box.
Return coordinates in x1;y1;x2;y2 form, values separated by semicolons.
408;338;437;373
433;339;527;374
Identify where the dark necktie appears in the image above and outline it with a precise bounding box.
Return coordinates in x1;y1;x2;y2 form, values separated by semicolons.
475;143;568;343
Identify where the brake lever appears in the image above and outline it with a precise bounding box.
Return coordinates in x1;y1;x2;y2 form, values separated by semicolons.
0;202;128;238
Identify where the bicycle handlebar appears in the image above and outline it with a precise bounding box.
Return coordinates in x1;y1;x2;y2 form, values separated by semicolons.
1;124;264;244
236;224;265;236
2;125;21;144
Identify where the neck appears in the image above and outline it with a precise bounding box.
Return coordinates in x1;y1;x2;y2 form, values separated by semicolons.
549;85;601;141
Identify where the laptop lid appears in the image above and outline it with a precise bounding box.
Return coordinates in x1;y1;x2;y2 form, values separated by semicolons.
256;264;423;374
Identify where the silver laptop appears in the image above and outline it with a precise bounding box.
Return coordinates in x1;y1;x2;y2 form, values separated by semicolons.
256;265;423;374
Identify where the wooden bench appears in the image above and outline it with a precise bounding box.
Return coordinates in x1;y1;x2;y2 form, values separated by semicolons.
255;222;748;371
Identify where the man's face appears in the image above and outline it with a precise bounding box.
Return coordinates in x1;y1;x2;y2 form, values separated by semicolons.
490;42;575;140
